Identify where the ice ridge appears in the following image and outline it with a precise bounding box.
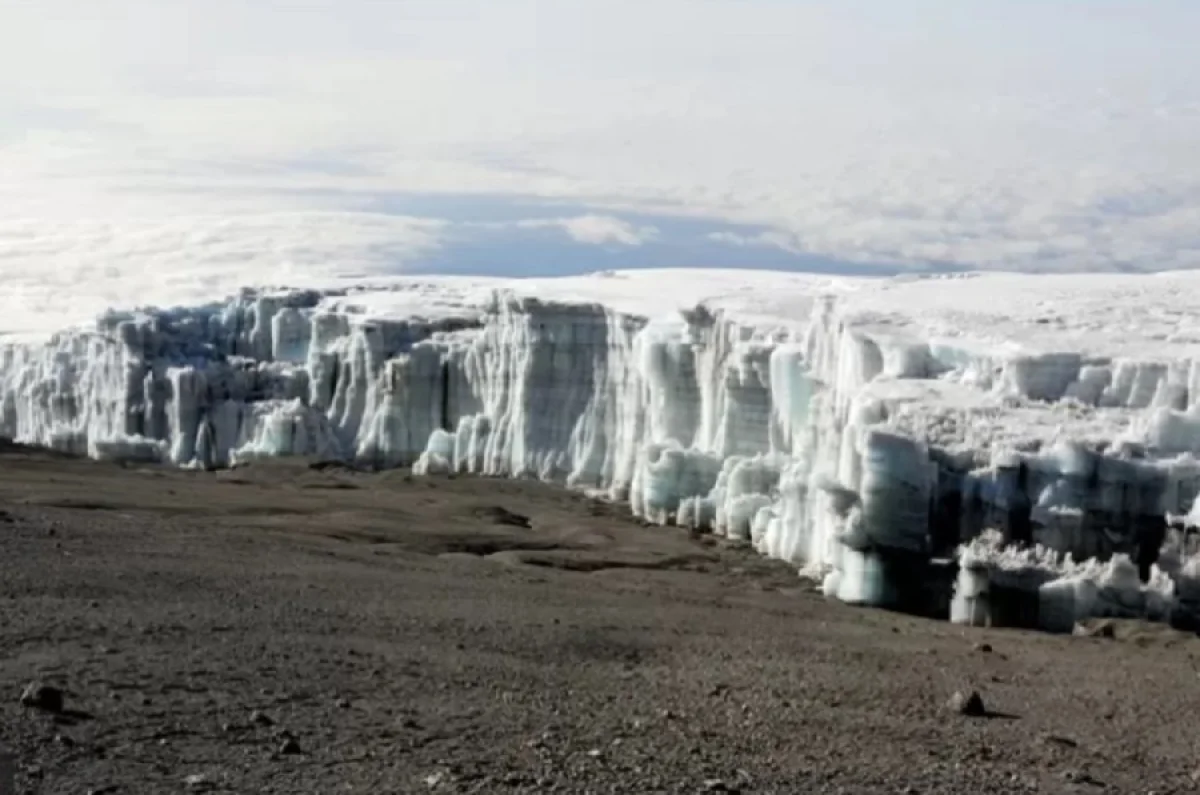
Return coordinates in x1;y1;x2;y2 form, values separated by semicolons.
6;274;1200;634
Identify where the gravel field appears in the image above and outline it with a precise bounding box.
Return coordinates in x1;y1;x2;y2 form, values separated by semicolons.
2;442;1199;794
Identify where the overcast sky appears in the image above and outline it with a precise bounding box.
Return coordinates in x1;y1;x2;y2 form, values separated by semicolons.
2;0;1199;324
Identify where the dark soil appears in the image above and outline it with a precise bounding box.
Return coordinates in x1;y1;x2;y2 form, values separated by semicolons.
2;444;1200;793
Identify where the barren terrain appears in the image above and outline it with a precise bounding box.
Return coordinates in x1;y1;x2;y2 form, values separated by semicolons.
2;442;1200;794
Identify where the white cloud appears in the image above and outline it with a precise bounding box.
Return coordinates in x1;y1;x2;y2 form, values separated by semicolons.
2;0;1200;276
516;215;657;247
706;231;797;253
0;213;446;332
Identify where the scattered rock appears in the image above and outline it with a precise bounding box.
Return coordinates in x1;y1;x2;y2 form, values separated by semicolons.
183;773;213;790
947;690;986;717
1059;769;1101;785
1075;620;1116;639
278;737;302;755
20;682;64;713
1042;734;1079;749
472;505;532;528
249;710;274;726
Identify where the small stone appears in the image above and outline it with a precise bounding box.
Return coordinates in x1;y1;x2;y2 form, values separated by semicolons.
20;682;64;713
1042;734;1078;748
53;733;76;747
973;642;993;653
702;779;729;791
184;773;213;790
278;737;302;755
334;697;351;709
249;710;274;726
947;690;986;717
1075;620;1116;639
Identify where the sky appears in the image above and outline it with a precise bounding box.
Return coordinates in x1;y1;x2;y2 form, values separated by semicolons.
3;0;1200;325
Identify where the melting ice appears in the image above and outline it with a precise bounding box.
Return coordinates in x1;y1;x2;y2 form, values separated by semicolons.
7;269;1200;633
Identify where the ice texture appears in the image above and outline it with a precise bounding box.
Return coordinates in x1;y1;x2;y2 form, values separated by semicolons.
8;269;1200;631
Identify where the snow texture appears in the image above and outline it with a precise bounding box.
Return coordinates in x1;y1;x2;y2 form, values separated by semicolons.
8;268;1200;632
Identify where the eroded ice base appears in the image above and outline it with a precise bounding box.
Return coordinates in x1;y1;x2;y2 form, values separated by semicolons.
9;269;1200;632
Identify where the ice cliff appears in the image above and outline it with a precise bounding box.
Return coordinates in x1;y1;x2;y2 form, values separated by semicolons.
7;269;1200;633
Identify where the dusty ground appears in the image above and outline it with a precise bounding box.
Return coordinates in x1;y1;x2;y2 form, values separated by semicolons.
2;444;1200;794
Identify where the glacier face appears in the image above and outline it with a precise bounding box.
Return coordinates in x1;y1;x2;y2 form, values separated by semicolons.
7;269;1200;633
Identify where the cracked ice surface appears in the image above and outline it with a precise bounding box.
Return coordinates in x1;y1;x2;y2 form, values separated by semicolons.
8;268;1200;631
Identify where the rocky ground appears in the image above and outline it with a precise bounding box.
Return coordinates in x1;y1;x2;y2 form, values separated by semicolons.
2;443;1200;794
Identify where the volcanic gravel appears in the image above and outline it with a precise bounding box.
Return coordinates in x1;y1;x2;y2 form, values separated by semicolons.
2;443;1199;794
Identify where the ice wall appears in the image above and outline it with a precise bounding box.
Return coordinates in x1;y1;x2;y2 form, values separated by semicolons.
6;280;1200;633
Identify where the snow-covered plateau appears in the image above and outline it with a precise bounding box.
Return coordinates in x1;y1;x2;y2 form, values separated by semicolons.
7;268;1200;633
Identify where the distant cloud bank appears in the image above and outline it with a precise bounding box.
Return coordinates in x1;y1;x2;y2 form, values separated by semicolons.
2;0;1200;309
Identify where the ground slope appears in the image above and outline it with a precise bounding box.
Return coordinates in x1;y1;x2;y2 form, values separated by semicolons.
1;445;1198;794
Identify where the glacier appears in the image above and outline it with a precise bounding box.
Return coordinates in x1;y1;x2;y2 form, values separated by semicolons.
7;268;1200;634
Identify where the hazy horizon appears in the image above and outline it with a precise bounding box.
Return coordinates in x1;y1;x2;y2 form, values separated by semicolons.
3;0;1200;323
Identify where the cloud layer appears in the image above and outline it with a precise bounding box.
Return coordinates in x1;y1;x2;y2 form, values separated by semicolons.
3;0;1200;307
